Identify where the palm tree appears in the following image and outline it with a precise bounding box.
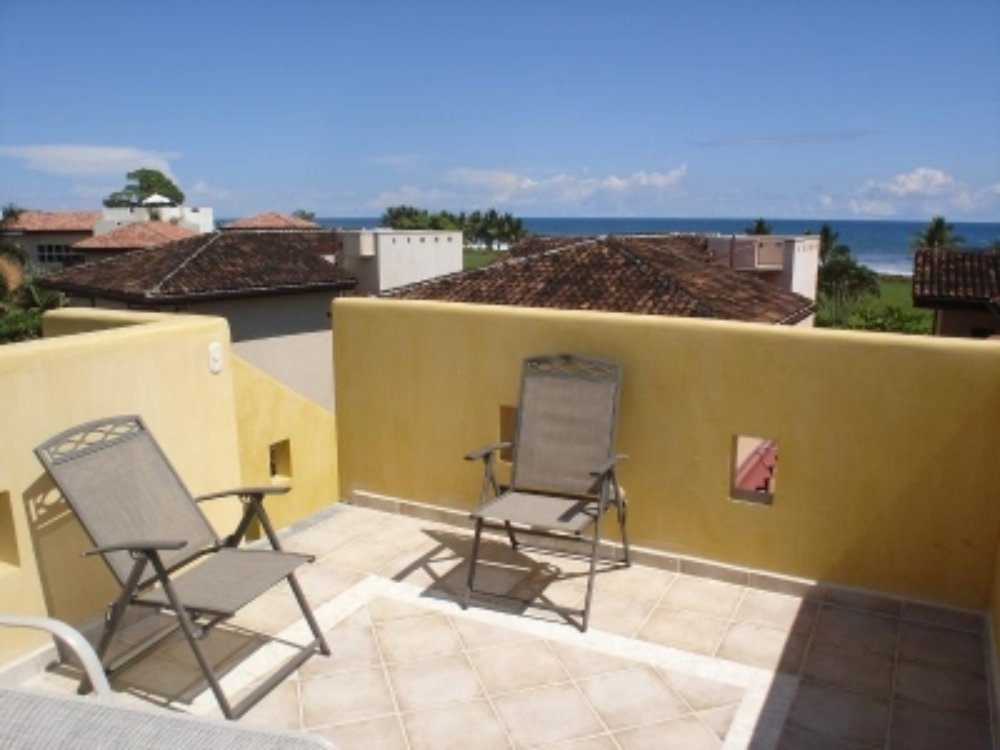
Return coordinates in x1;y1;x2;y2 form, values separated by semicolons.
745;218;772;235
913;216;963;249
818;255;880;326
818;223;850;266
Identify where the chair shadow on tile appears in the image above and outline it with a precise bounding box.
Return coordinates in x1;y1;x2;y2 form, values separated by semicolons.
389;527;622;630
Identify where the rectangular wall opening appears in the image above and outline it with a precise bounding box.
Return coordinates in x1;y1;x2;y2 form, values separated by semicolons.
731;435;777;505
0;491;20;569
499;405;517;463
269;439;292;483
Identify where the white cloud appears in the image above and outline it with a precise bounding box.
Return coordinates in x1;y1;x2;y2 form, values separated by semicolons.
0;144;178;178
879;167;955;197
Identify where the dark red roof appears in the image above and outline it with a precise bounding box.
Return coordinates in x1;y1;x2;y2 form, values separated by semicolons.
913;249;1000;310
1;210;100;233
385;235;814;325
41;230;356;304
221;212;320;230
72;221;195;252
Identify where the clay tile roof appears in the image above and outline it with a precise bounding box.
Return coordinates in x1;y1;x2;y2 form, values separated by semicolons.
41;230;356;304
913;248;1000;310
221;212;320;230
386;235;814;325
72;221;196;252
1;210;101;233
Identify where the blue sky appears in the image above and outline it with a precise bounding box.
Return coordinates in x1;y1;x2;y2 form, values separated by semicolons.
2;0;998;220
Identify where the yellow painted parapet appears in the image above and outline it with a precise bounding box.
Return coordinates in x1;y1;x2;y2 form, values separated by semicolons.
333;298;1000;611
0;310;243;665
231;355;339;532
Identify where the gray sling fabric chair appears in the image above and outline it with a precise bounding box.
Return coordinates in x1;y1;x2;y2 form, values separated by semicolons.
463;354;629;631
34;415;330;720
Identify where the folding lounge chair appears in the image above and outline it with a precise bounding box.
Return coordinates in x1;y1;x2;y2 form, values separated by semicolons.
34;415;330;719
463;353;629;631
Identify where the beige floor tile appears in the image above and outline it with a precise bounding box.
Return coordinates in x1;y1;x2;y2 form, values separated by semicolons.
469;639;570;695
894;659;989;716
367;596;437;623
800;640;894;699
325;537;411;574
889;698;992;750
659;670;744;711
810;605;898;657
301;622;380;676
230;589;307;634
387;653;483;712
403;699;512;750
659;576;744;619
299;666;396;727
593;564;676;604
636;607;729;655
697;703;739;740
715;621;808;673
577;665;689;731
549;640;639;679
493;683;605;749
776;724;874;750
583;589;657;637
239;679;301;731
294;557;368;605
897;620;985;676
785;682;889;748
823;587;901;616
614;715;721;750
452;616;535;650
733;589;817;634
313;715;409;750
535;735;617;750
376;613;463;664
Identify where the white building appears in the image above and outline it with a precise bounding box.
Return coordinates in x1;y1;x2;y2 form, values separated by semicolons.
338;228;463;294
707;234;820;302
94;204;214;236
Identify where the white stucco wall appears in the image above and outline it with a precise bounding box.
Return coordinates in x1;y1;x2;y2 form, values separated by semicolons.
340;229;462;294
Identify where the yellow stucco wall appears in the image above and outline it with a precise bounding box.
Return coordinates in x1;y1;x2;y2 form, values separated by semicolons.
0;310;244;664
231;355;339;532
334;298;1000;610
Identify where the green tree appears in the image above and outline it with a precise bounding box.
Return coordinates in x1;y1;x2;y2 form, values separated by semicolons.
745;218;772;235
103;168;185;207
913;216;963;249
292;209;317;222
818;223;850;265
817;255;880;326
2;202;25;223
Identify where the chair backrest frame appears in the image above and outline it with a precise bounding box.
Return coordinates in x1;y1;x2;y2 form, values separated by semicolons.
510;354;622;498
34;415;219;588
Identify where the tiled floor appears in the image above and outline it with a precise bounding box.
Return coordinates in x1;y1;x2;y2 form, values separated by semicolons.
15;504;995;749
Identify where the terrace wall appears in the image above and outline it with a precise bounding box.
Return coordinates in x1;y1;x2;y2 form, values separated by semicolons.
334;298;1000;612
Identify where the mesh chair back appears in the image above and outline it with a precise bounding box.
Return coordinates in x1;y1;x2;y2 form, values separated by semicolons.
35;416;218;586
511;355;621;497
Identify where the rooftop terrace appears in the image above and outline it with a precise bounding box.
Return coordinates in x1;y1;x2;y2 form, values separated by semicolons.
1;299;998;748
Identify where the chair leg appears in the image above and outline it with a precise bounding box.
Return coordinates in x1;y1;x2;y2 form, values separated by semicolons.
581;520;605;633
285;572;331;656
504;521;519;550
464;518;485;608
618;501;631;566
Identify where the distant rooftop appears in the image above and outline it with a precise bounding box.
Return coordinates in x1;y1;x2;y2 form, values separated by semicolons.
72;221;196;252
221;212;321;230
0;210;101;233
41;230;355;304
913;248;1000;311
385;235;813;325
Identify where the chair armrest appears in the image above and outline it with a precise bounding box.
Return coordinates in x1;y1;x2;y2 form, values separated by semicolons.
0;615;113;698
464;442;512;461
83;539;186;556
195;485;292;502
589;454;628;477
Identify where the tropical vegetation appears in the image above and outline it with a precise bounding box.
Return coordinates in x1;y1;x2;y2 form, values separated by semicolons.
381;205;526;247
0;239;63;344
912;215;962;249
745;218;772;235
103;168;185;207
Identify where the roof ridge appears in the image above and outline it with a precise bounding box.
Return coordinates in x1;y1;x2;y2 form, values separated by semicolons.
149;233;221;297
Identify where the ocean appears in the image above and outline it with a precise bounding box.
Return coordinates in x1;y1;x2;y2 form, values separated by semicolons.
319;217;1000;276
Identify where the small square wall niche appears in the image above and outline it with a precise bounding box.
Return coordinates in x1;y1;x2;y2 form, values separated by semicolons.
731;435;777;505
269;439;292;483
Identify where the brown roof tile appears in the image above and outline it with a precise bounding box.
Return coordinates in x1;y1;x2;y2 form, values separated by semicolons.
72;221;196;252
386;236;813;324
41;230;356;304
221;212;320;230
913;249;1000;309
1;210;101;233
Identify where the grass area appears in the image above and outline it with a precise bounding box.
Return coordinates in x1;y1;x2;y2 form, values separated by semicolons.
817;274;933;334
463;249;499;270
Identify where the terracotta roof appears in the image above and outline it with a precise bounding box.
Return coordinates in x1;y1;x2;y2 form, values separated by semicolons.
386;236;814;324
41;230;356;304
72;221;196;252
221;212;320;230
0;210;101;233
913;248;1000;310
